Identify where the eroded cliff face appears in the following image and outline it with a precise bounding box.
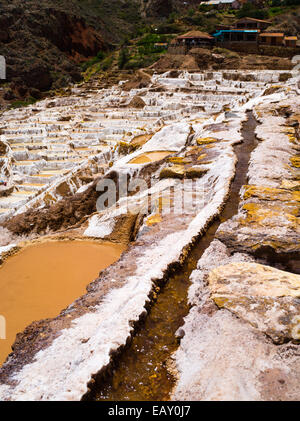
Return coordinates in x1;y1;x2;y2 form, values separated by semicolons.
0;69;298;401
140;0;174;17
140;0;202;17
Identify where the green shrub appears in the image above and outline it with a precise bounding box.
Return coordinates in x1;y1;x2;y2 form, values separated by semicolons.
137;33;162;45
100;56;113;71
279;72;292;82
81;51;106;71
213;47;239;59
124;53;162;70
10;96;37;109
118;47;130;69
184;13;205;26
198;4;213;12
282;0;300;5
168;11;178;24
156;23;183;34
269;6;284;15
237;3;269;19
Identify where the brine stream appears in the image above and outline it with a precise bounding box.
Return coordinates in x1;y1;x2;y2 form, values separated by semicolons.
87;111;258;401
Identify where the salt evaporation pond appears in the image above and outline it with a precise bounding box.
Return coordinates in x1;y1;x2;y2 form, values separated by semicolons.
0;240;125;365
128;151;173;164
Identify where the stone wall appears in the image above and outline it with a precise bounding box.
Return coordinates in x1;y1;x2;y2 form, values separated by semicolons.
259;45;300;58
215;41;300;58
217;41;259;54
168;45;188;55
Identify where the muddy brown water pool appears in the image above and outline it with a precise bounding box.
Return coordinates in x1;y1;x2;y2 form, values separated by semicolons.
87;112;258;401
0;240;125;366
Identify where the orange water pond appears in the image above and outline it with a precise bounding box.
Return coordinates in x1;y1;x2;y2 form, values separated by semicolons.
129;151;173;164
0;240;125;365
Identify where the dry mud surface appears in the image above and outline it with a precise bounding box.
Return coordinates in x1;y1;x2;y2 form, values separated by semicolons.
0;70;299;401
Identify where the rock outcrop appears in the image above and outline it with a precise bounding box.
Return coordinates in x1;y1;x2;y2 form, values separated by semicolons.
152;50;293;72
217;96;300;272
209;262;300;344
172;241;300;401
0;0;142;100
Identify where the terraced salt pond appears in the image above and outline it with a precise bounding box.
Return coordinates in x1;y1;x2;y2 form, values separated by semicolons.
0;70;288;222
128;151;173;164
0;240;125;365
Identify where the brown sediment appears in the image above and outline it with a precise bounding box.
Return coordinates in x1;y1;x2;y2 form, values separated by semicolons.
130;134;153;149
128;151;174;165
2;151;168;237
122;70;152;92
0;240;125;366
117;133;153;155
85;112;259;401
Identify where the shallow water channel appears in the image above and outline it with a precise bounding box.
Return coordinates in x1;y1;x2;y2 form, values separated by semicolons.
87;112;258;401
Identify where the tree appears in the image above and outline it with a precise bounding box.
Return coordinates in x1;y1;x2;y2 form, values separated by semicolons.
237;3;269;19
118;47;129;70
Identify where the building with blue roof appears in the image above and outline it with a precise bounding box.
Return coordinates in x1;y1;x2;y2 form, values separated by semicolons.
213;29;260;44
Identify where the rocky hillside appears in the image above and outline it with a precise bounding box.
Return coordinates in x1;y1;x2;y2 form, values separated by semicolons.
152;47;293;71
0;0;142;104
140;0;201;17
1;0;300;107
269;7;300;35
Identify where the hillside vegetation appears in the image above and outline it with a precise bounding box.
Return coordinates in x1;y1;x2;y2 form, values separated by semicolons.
0;0;300;108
